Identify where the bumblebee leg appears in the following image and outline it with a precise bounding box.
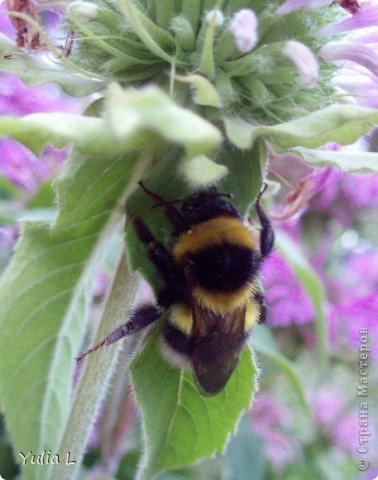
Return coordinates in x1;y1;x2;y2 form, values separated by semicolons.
138;181;188;230
146;240;187;307
256;184;275;258
132;216;184;289
76;304;162;362
130;215;155;245
254;291;267;324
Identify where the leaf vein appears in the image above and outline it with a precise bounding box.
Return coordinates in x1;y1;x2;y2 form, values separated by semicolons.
2;256;89;319
10;286;75;340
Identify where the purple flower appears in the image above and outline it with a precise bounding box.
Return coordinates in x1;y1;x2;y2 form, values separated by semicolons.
336;292;378;358
0;73;83;192
334;61;378;107
0;225;19;251
0;139;69;193
276;0;330;15
331;411;360;454
261;250;315;327
324;251;378;358
311;389;361;454
0;73;82;116
311;385;378;465
0;1;15;38
333;65;378;108
309;166;378;225
317;5;378;36
341;172;378;207
313;389;344;425
251;393;299;472
320;41;378;76
359;467;378;480
315;3;378;106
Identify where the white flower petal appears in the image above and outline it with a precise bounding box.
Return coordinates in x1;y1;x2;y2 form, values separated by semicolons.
282;41;319;87
230;9;258;53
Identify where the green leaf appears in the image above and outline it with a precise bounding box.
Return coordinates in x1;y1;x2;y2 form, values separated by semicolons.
0;114;132;156
198;6;218;79
275;233;328;373
154;0;175;30
115;0;175;62
250;325;310;414
0;33;105;97
181;0;201;33
290;147;378;173
105;84;222;157
14;207;57;222
0;149;142;480
224;105;378;149
174;74;221;107
0;84;225;480
219;141;264;215
47;253;139;480
179;155;228;188
27;181;55;209
130;325;257;480
0;84;221;157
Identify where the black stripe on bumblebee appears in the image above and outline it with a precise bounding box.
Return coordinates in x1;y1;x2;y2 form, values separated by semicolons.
76;182;274;396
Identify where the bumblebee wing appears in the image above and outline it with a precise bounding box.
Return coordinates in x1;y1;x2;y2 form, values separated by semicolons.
191;299;247;396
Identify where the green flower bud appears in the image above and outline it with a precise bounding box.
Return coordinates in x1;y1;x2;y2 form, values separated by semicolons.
67;1;99;21
170;16;195;52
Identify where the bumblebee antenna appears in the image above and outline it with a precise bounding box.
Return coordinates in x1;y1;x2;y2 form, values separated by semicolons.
137;181;188;229
138;181;186;209
151;198;185;209
257;182;268;203
75;339;107;362
138;181;167;204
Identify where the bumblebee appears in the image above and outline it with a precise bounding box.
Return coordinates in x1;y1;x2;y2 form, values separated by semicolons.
76;182;274;395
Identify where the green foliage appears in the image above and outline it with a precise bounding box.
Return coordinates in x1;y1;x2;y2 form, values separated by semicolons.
0;34;105;96
0;86;224;480
0;83;376;479
0;73;376;480
105;84;221;157
0;150;139;480
291;147;378;173
48;253;139;480
0;0;377;476
0;84;221;158
130;325;256;480
224;105;378;153
225;417;267;480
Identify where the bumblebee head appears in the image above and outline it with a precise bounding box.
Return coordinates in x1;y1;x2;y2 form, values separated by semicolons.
181;190;241;225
